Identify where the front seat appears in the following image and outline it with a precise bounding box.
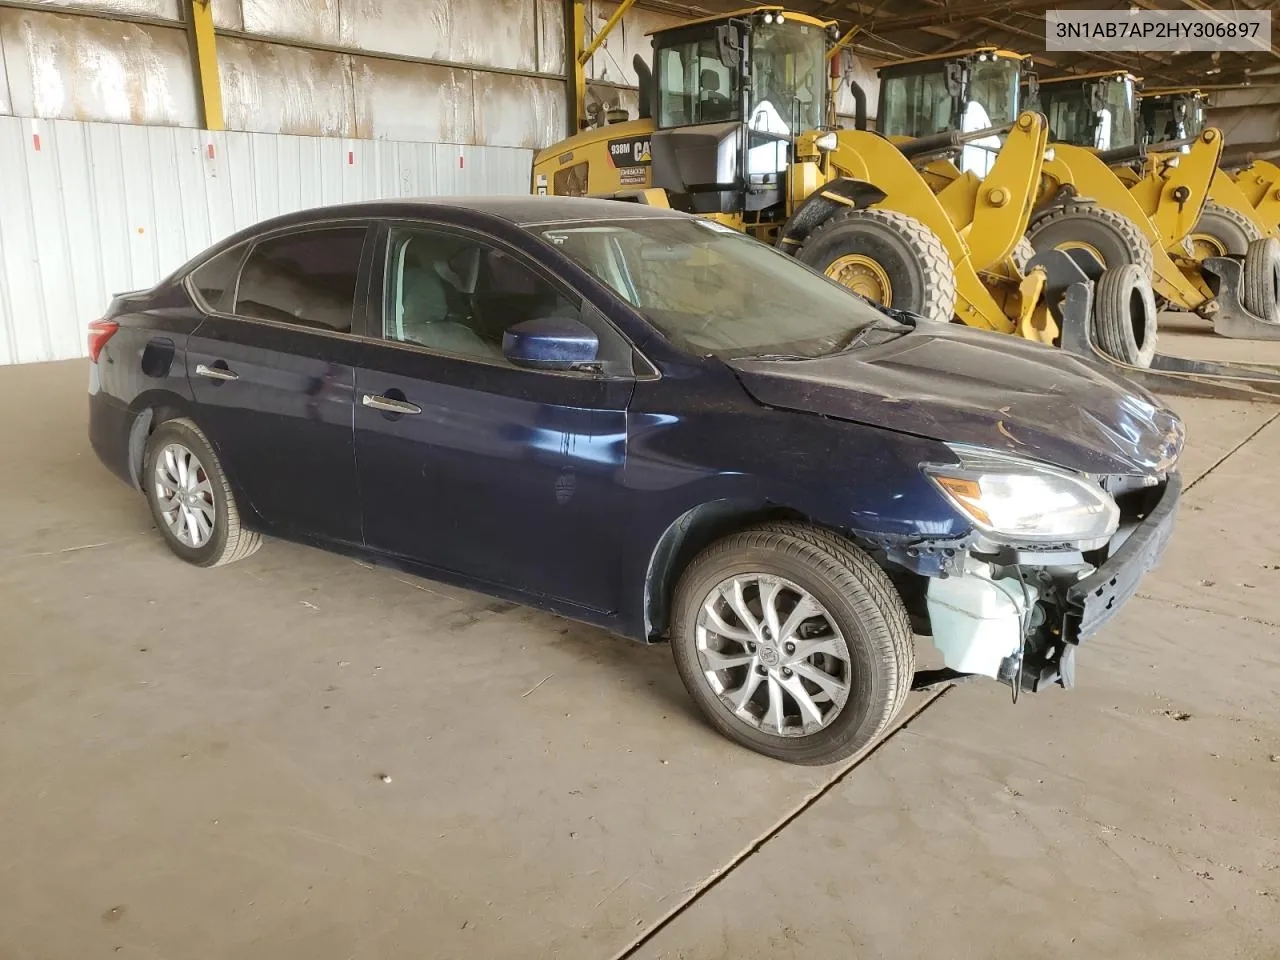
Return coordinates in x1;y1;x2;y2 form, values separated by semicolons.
397;242;495;357
699;69;732;122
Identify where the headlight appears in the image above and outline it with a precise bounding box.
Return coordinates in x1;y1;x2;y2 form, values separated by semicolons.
924;444;1119;547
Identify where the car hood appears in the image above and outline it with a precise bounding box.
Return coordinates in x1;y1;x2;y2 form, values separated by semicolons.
728;322;1184;477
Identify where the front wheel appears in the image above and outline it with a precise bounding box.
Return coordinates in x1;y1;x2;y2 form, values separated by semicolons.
797;208;957;326
670;524;914;765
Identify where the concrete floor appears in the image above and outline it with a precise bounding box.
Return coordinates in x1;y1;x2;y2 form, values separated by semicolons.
2;324;1279;960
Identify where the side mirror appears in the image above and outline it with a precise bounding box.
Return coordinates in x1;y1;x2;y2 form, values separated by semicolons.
502;316;600;371
715;24;740;69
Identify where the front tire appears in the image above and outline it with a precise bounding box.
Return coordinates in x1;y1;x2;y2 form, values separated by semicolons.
798;209;957;326
1190;200;1261;259
671;524;914;765
1026;203;1155;278
143;417;261;567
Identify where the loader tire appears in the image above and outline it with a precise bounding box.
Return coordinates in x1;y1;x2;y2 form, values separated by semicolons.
1093;264;1158;368
1242;237;1280;321
798;209;957;326
1190;201;1262;259
1027;203;1154;279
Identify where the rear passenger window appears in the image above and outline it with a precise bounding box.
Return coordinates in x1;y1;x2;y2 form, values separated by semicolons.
189;241;248;313
234;227;367;333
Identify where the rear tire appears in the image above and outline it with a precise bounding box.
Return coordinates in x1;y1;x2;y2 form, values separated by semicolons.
143;418;261;568
798;208;957;326
670;523;914;765
1242;237;1280;321
1093;264;1158;368
1190;200;1261;259
1027;203;1154;278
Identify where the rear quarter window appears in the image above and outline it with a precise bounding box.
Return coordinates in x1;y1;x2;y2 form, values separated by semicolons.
189;241;249;313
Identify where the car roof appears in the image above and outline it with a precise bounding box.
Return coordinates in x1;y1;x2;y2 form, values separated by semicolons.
243;195;690;233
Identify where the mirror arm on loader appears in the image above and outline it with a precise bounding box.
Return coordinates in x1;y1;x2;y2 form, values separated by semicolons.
1145;136;1197;154
897;123;1013;162
1094;143;1147;167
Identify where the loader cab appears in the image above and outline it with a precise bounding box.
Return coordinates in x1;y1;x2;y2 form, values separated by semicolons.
1033;72;1140;151
1141;88;1206;147
648;7;834;218
876;48;1028;175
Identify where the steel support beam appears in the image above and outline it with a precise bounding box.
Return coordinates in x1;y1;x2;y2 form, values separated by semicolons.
187;0;224;130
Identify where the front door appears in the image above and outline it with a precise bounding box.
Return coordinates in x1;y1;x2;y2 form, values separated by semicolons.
354;223;635;613
185;224;370;543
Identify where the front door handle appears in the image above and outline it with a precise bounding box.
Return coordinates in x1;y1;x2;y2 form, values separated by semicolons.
195;362;239;382
362;393;422;415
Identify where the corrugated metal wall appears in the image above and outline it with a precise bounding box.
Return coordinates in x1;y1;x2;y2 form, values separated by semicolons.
0;1;567;147
0;115;533;365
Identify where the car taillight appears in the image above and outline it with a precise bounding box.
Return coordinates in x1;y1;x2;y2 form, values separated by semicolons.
87;319;119;363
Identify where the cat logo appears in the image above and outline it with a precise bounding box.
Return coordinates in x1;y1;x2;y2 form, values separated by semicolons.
607;136;652;167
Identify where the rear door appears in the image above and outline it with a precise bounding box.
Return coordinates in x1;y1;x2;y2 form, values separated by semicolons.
353;221;636;613
185;223;372;544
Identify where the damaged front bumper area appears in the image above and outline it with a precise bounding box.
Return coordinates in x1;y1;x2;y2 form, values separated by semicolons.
921;473;1181;694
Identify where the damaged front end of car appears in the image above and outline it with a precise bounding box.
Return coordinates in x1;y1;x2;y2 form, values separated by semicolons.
892;442;1183;696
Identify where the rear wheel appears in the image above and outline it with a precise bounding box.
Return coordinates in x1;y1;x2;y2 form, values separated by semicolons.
798;209;956;326
670;523;914;765
1243;237;1280;320
1093;264;1158;368
1027;203;1154;278
143;418;261;567
1190;201;1261;259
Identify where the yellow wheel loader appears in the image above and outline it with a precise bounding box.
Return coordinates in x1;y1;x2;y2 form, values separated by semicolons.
534;7;1163;387
1141;87;1280;239
1032;72;1280;341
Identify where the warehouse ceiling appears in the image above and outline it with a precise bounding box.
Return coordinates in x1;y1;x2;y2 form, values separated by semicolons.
634;0;1280;87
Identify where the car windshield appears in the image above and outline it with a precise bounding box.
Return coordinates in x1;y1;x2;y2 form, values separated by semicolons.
529;217;891;359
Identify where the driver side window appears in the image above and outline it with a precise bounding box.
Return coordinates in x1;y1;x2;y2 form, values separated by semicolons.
384;226;581;363
383;226;632;375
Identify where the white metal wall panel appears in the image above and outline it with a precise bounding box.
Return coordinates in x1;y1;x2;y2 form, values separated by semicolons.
536;0;564;75
23;0;180;18
585;1;678;88
0;8;198;126
218;36;356;138
339;0;538;74
0;115;534;365
211;0;244;31
472;73;565;149
351;56;474;145
239;0;340;47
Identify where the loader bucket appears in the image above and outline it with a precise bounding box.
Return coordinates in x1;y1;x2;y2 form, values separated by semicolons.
1198;257;1280;341
1034;248;1280;403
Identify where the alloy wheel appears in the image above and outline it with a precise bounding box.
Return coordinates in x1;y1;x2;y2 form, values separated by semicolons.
695;574;852;737
153;442;216;548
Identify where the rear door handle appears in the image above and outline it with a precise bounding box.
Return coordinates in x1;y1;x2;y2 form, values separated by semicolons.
195;363;239;382
362;393;422;415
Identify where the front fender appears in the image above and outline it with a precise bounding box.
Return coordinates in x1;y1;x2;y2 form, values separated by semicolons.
776;177;886;251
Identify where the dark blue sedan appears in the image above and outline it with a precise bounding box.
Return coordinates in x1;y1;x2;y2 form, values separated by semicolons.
89;197;1184;764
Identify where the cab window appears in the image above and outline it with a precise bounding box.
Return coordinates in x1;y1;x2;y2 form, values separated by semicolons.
656;39;738;128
